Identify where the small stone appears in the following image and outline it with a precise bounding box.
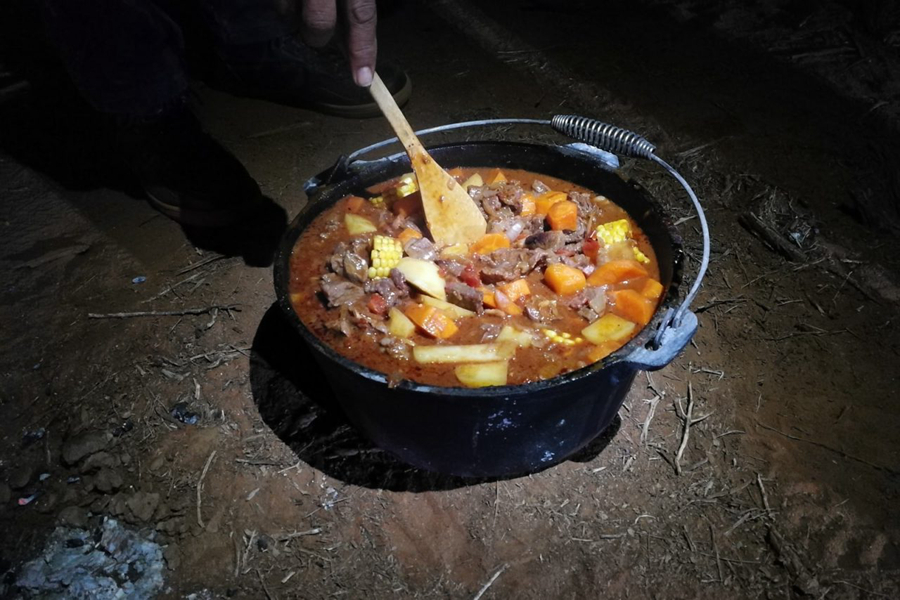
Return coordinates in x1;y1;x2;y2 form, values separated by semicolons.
80;452;121;473
90;496;110;514
120;453;132;466
62;431;110;466
36;492;58;514
148;455;166;473
58;505;89;528
0;483;11;504
127;491;160;523
163;545;180;571
9;464;34;490
108;493;128;516
256;536;271;552
94;468;123;493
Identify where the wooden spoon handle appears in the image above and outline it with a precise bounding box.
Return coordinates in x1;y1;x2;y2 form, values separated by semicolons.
369;73;424;158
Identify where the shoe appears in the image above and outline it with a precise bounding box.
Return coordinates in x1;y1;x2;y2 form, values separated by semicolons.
114;99;263;227
204;35;412;118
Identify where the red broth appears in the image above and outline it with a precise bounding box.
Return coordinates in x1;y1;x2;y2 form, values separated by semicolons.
289;168;661;388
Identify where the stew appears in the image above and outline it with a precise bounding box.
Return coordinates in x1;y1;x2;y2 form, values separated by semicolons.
288;168;663;388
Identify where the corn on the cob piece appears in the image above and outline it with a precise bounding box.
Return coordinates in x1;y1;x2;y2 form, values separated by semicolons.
396;174;418;198
541;328;583;346
595;219;632;246
633;247;650;264
367;235;403;279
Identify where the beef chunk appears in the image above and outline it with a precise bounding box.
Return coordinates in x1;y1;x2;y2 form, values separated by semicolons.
524;297;561;323
389;268;410;294
561;289;590;309
436;259;466;277
497;182;524;211
478;248;549;283
364;277;406;308
325;306;356;336
446;282;484;315
379;335;410;360
320;273;364;307
561;219;588;244
577;306;599;322
349;306;389;334
343;251;368;284
403;236;437;261
328;239;370;284
525;230;566;251
328;242;348;274
482;194;504;220
480;322;502;342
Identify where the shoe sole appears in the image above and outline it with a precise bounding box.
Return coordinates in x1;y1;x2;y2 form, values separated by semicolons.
311;76;413;118
213;76;414;119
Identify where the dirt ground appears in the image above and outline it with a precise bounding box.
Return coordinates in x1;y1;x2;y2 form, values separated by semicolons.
1;0;899;598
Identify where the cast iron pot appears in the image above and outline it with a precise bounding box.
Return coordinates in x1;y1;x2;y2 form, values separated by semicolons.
274;141;695;478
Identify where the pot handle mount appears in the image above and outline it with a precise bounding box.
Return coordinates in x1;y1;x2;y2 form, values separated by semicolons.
308;116;710;371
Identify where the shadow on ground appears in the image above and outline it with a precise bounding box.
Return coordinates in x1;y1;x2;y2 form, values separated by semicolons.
0;0;288;267
249;303;620;492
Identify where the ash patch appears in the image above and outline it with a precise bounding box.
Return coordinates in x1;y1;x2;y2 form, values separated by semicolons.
15;518;165;599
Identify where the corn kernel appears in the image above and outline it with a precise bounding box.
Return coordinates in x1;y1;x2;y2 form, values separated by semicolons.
542;328;582;346
595;219;632;246
369;235;403;279
633;247;650;264
369;195;385;207
396;174;418;198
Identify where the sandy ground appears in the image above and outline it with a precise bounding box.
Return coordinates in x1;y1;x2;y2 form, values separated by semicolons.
1;0;898;598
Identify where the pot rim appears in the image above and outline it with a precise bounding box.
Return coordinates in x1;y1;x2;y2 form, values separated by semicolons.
274;140;685;398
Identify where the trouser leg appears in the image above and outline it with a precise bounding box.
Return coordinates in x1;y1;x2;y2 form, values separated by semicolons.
194;0;296;47
41;0;189;117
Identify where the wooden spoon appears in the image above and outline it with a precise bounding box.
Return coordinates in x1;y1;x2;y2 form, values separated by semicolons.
368;73;487;247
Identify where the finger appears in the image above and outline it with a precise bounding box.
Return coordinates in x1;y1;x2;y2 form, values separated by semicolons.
301;0;337;47
344;0;377;86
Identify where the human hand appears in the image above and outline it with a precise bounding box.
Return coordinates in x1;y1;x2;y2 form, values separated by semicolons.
301;0;377;87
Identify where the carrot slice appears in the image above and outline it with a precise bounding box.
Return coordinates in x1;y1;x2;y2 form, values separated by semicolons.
392;192;423;217
494;290;523;316
587;259;649;286
546;200;579;231
346;196;365;213
482;291;497;308
641;278;664;301
404;304;459;339
397;227;423;246
609;289;656;326
471;233;511;255
544;263;587;295
487;169;507;185
498;279;531;302
535;191;567;215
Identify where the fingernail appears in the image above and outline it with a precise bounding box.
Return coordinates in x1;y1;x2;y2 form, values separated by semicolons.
356;67;373;87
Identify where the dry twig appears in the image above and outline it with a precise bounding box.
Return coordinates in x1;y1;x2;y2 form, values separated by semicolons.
473;564;508;600
89;305;240;319
197;450;217;528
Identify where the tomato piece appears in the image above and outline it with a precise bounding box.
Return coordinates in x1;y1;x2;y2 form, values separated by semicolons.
367;293;389;316
460;264;482;288
583;238;601;260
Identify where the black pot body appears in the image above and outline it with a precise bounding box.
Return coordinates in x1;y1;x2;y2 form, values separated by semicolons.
275;142;683;478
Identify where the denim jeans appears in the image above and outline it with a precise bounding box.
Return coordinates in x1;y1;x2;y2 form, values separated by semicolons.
42;0;293;116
